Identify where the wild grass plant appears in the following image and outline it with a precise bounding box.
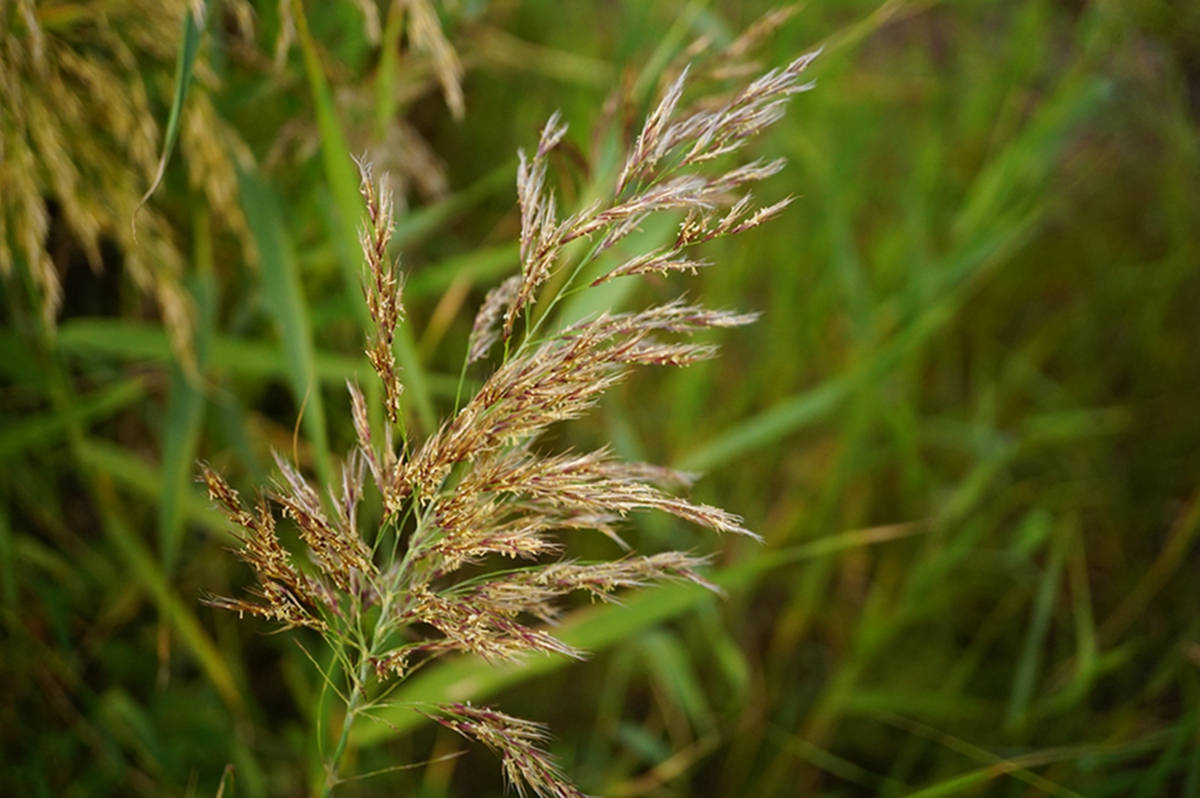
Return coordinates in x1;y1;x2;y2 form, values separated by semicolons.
202;49;818;796
3;2;1200;797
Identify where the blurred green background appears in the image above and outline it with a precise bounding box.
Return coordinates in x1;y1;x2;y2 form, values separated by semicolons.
2;0;1199;796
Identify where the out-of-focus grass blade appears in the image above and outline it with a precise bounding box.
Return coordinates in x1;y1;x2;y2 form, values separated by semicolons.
391;162;516;251
404;243;519;300
55;318;466;397
696;601;751;705
58;319;367;382
1100;484;1200;646
99;489;245;716
629;0;708;101
80;438;237;541
638;629;715;732
0;379;147;461
1136;714;1197;798
238;170;333;486
953;78;1112;246
374;0;405;133
0;501;16;613
291;0;364;277
473;27;615;89
880;713;1108;798
158;209;216;574
903;767;1081;798
765;727;905;794
677;377;849;473
134;1;206;223
1006;526;1067;731
293;0;435;432
98;689;164;774
354;522;922;746
0;329;45;389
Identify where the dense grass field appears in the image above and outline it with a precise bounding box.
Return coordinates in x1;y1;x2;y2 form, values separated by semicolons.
3;1;1199;796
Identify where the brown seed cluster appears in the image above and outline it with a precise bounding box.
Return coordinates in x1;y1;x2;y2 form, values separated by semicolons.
205;44;817;798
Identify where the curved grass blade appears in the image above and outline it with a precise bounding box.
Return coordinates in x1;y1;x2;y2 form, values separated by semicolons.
80;438;237;542
158;209;216;575
0;379;147;461
238;170;333;487
133;1;207;231
100;488;246;716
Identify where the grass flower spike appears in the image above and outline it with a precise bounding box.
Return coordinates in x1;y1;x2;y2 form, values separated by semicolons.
204;48;818;797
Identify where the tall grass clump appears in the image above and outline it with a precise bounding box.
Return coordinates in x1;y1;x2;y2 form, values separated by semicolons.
201;48;819;796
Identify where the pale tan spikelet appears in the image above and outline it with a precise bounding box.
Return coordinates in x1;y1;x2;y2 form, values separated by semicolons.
333;450;366;541
461;552;720;621
372;647;413;680
347;380;402;512
427;704;588;798
723;194;795;237
505;112;570;339
454;446;760;540
591;249;708;286
617;64;690;194
468;274;521;364
576;300;761;335
429;521;562;574
681;51;820;166
204;582;329;632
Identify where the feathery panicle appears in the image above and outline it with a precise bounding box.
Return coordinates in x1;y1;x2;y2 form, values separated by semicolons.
208;47;815;797
427;705;589;798
200;465;328;631
358;160;407;424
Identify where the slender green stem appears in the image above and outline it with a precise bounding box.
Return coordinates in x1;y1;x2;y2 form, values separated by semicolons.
320;661;366;798
319;585;402;796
